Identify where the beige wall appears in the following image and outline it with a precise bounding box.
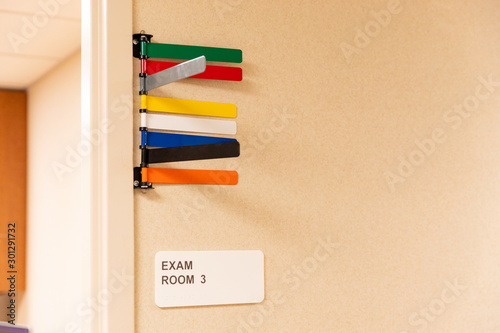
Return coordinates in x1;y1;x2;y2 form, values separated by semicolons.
18;51;86;332
134;1;500;332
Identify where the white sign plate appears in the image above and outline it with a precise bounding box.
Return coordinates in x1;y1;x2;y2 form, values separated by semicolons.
155;250;265;308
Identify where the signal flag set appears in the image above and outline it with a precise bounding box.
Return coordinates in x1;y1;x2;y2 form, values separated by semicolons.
132;32;242;189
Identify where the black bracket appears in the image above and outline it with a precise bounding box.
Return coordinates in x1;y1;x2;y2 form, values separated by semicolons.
133;33;153;59
133;167;153;189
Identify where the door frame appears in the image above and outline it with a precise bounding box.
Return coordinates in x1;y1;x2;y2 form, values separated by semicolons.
81;0;134;332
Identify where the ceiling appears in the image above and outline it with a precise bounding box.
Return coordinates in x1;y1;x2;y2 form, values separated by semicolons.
0;0;80;89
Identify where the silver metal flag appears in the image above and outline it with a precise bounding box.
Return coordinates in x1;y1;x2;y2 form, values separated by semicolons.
145;56;206;91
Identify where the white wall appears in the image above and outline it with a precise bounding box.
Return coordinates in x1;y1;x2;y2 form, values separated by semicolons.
19;51;87;332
